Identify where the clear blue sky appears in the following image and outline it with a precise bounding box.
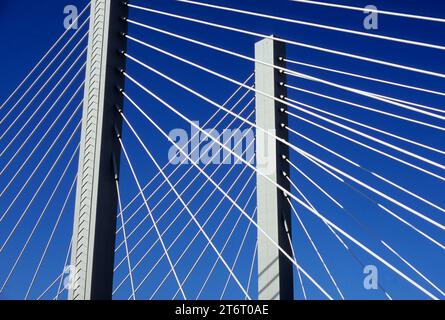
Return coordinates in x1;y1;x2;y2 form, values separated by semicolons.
0;0;444;300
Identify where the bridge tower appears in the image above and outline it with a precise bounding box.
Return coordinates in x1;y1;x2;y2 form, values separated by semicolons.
255;38;294;300
69;0;128;300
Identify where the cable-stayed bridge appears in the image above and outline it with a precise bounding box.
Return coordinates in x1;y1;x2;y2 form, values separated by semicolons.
0;0;444;300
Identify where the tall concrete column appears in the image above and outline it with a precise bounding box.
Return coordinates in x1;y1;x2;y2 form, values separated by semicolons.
69;0;128;300
255;38;293;300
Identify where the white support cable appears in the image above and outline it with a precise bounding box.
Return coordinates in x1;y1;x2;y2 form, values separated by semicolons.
371;173;445;214
0;99;82;186
121;86;439;300
114;105;255;265
115;180;136;301
122;90;335;300
55;237;73;300
286;174;349;250
378;204;445;251
115;90;254;236
381;241;445;297
290;152;445;252
114;143;255;295
284;58;445;99
0;28;89;132
123;41;445;177
285;108;445;182
285;72;445;124
177;0;445;51
290;0;445;23
284;96;445;167
113;118;256;283
1;86;84;176
280;217;308;301
245;242;257;300
287;163;343;210
290;165;444;298
286;197;345;299
170;181;256;300
284;84;445;136
118;113;251;300
0;5;90;113
24;173;78;300
289;175;395;299
288;151;445;237
35;274;64;301
118;137;187;300
159;176;256;300
285;72;445;123
0;145;79;291
124;60;445;220
0;110;81;223
373;93;445;115
219;209;257;300
125;32;445;128
0;60;86;160
117;73;254;220
0;127;80;254
114;99;254;253
127;4;445;79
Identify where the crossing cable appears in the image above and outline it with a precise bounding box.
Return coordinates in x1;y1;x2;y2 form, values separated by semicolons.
113;131;256;295
286;126;445;215
284;72;445;123
122;65;445;227
24;175;78;300
115;87;254;235
0;3;90;112
287;157;444;252
219;209;258;300
55;237;73;300
120;81;439;300
373;93;445;115
34;274;64;301
117;73;254;220
286;178;393;299
283;97;445;171
117;112;252;300
285;179;345;299
245;243;258;300
0;26;89;130
124;25;445;124
290;168;444;297
287;151;445;249
115;96;254;246
193;190;257;300
123;89;342;300
0;107;81;223
285;107;445;183
114;103;255;265
290;0;445;23
177;0;445;51
127;4;445;79
0;35;87;141
0;130;80;254
157;177;257;300
283;58;445;99
283;84;445;137
0;92;82;186
0;63;86;163
115;176;136;301
122;42;445;176
118;133;187;300
0;144;79;292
